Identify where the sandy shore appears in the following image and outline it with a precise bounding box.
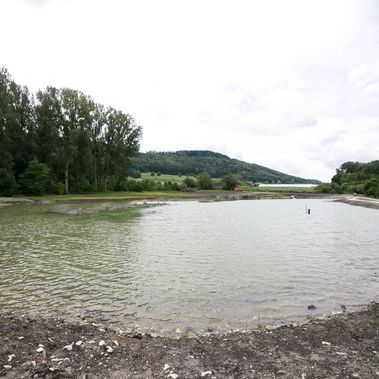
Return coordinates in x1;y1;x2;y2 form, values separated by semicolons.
1;303;378;378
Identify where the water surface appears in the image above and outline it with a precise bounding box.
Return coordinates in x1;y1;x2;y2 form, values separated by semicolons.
0;199;378;334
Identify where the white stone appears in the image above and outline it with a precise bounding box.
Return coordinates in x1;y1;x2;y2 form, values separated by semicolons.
99;340;106;347
106;346;113;353
75;341;83;346
3;365;12;370
201;371;212;377
63;343;73;351
36;347;44;353
168;374;178;379
163;364;170;371
113;340;119;346
8;354;15;362
322;341;331;346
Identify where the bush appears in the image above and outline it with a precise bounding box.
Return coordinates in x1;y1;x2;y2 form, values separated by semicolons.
128;169;141;179
197;172;213;190
19;160;51;195
183;177;196;188
50;181;65;195
0;169;18;196
222;174;238;190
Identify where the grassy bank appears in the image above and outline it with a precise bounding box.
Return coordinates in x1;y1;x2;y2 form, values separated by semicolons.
11;188;323;206
19;191;196;203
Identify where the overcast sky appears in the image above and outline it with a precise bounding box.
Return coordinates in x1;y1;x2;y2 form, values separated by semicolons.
1;0;379;181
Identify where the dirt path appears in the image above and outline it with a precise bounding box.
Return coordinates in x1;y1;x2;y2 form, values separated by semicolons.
1;303;378;378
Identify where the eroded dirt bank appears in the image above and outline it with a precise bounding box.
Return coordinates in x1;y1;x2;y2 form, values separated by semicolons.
334;196;379;210
1;303;378;378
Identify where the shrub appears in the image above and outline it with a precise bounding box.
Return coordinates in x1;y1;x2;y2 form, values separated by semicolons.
197;172;213;190
0;169;18;196
222;174;238;190
19;160;51;195
183;177;196;188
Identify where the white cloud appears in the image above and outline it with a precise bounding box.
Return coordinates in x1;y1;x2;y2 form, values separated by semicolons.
1;0;379;181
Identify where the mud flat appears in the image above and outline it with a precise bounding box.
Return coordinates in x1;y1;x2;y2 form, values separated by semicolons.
0;303;378;378
334;196;379;210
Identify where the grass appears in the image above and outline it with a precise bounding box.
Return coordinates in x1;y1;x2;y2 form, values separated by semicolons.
21;191;197;203
141;172;197;183
15;173;317;203
79;204;148;223
240;185;316;193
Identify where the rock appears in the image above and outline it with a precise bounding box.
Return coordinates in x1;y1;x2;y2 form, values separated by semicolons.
207;327;214;332
113;340;119;346
76;340;83;346
8;354;15;362
63;343;74;351
18;336;24;340
36;347;44;353
3;365;12;370
168;374;178;379
106;346;113;353
322;341;331;347
163;364;170;371
132;333;143;339
336;351;347;356
308;304;316;310
277;370;287;375
201;371;212;377
341;305;347;312
99;340;106;347
65;366;73;375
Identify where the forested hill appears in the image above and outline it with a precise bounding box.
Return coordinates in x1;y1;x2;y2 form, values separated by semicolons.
131;151;320;184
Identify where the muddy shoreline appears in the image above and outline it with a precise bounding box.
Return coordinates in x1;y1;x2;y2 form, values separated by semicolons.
1;303;378;378
334;196;379;210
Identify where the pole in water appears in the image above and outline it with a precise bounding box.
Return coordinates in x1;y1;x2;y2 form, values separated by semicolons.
308;209;311;214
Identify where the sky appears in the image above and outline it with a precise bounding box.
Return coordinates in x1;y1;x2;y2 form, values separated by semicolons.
1;0;379;182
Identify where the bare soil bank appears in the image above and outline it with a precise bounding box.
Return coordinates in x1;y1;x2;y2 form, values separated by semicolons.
334;196;379;210
1;303;378;378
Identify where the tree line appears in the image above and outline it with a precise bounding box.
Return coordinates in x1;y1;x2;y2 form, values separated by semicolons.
0;68;142;196
316;160;379;198
131;150;319;184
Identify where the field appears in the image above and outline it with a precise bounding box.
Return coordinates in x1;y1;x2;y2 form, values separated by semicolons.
141;172;198;183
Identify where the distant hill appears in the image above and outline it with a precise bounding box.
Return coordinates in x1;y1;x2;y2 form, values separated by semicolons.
131;150;320;184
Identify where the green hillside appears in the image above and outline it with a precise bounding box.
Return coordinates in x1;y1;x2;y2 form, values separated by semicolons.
131;151;319;184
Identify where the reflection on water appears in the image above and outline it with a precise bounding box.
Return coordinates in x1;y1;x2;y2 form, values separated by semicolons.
0;199;378;334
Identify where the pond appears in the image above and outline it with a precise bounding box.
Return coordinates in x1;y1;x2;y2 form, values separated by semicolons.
0;199;378;334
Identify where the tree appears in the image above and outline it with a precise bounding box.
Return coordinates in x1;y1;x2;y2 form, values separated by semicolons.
104;108;142;190
183;177;196;188
0;67;143;195
0;168;18;196
197;172;213;190
222;174;238;190
19;160;51;195
0;67;35;182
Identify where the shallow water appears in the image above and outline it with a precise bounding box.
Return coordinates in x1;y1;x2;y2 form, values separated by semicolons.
0;199;378;334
